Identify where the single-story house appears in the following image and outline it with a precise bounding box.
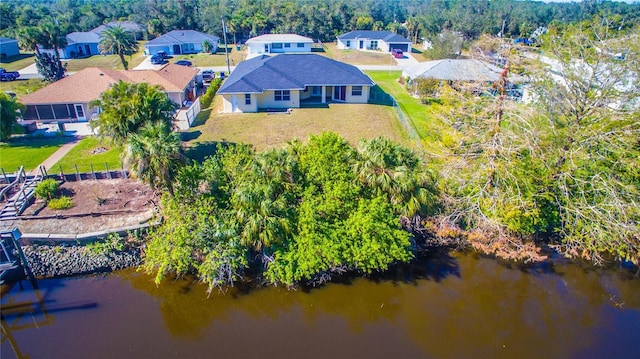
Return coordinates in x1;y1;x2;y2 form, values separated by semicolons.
20;64;198;122
0;37;20;58
402;59;508;82
145;30;219;56
337;30;412;53
217;54;374;113
245;34;313;58
40;21;143;59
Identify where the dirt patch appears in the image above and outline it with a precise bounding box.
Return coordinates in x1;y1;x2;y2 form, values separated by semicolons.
1;179;159;235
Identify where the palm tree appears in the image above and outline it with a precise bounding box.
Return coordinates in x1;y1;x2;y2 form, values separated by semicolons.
125;121;185;193
354;137;435;217
90;81;176;145
0;93;24;142
17;26;43;54
98;25;138;70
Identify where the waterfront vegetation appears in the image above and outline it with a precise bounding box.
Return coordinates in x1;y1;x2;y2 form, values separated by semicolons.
0;1;638;292
144;133;435;292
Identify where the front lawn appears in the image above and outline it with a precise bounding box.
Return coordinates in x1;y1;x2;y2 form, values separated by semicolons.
62;41;147;72
0;53;36;72
51;137;123;174
4;79;48;97
0;137;70;172
183;96;408;161
171;45;246;67
319;42;397;66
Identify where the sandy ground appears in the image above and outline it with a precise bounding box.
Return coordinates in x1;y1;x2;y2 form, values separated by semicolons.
0;179;159;235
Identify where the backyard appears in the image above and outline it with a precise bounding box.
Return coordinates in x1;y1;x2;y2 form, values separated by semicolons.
365;70;446;150
0;137;70;172
183;95;408;161
51;136;122;174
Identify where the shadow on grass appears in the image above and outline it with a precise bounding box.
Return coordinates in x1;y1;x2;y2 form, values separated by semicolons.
0;53;35;64
184;140;237;164
368;85;395;106
189;108;213;127
181;130;201;141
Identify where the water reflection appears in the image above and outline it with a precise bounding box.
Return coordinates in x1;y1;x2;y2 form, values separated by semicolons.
1;251;639;359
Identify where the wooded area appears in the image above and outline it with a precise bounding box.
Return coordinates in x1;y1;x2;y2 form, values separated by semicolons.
2;0;639;43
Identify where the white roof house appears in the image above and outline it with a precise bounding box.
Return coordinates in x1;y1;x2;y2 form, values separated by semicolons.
402;59;508;82
245;34;313;59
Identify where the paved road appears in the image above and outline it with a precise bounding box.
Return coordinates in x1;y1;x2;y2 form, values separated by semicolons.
15;52;421;82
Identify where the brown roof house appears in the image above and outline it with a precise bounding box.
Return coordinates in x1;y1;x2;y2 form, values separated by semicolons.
21;64;199;132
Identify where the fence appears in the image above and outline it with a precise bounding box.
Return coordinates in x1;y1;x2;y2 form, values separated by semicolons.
46;162;129;182
175;97;202;130
368;86;420;141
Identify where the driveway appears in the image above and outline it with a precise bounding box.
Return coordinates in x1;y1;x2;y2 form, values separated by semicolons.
132;56;169;70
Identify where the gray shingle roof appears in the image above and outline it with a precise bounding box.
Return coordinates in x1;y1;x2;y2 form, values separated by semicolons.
337;30;411;43
218;54;374;94
66;31;101;44
404;59;507;82
146;30;219;46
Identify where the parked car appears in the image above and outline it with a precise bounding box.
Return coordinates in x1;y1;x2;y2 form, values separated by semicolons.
157;50;168;59
201;70;214;82
391;48;404;59
150;55;166;65
175;60;192;67
0;68;20;81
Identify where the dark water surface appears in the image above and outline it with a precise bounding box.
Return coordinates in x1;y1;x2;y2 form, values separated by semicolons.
2;251;639;359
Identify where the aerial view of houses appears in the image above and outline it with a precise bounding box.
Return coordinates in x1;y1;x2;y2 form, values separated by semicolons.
0;1;639;358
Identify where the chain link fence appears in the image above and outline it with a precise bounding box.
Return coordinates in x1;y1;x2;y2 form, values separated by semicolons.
368;86;419;141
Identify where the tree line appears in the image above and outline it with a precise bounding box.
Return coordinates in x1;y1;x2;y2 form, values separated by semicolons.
2;0;639;44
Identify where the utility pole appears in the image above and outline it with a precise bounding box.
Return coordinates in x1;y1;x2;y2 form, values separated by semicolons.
221;15;231;75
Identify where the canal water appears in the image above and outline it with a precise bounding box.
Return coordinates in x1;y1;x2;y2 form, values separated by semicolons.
2;251;639;359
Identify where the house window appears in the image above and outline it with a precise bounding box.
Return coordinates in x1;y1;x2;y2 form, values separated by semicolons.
245;94;251;105
370;40;378;50
352;86;363;96
284;43;291;48
346;40;351;47
297;43;305;48
272;43;283;49
275;90;290;101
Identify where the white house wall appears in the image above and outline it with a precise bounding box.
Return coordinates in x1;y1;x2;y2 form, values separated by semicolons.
247;42;311;56
344;85;370;103
222;94;259;113
257;90;300;109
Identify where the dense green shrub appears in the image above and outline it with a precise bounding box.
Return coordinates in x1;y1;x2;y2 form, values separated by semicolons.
199;78;222;108
34;179;59;200
47;195;73;210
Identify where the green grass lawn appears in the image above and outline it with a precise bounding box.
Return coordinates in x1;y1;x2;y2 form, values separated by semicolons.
51;137;123;174
2;78;48;97
365;71;447;151
62;41;147;72
171;45;246;67
0;137;70;172
319;42;397;66
183;95;408;162
0;53;36;72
